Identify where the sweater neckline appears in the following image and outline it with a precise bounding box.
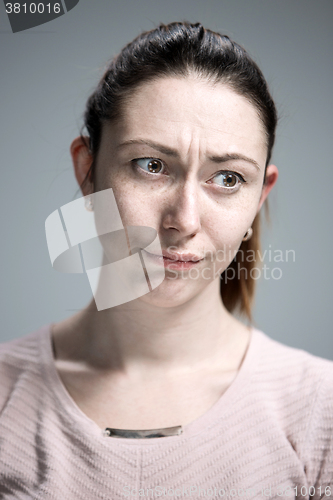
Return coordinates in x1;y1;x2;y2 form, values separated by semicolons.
39;322;262;447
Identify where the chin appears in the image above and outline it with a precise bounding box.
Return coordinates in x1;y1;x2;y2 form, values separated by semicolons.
136;276;208;309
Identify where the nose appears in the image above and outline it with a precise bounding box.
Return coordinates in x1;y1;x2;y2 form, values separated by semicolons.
162;179;202;238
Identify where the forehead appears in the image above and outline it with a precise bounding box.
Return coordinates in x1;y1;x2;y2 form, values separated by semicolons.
108;76;267;163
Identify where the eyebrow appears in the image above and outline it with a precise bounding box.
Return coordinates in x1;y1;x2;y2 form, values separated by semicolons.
117;139;261;170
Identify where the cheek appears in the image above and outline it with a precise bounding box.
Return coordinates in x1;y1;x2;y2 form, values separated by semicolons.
210;189;259;229
95;165;153;227
203;196;259;262
111;179;160;229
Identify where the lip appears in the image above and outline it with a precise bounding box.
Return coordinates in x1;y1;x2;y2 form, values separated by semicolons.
142;249;204;270
161;250;204;262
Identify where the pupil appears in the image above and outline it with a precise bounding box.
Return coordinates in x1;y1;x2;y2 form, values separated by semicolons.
148;160;162;173
224;174;235;187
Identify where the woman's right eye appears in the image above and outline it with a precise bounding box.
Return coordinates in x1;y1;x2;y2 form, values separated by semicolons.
132;158;165;175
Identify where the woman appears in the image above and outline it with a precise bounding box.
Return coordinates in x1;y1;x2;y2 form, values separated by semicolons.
0;22;332;499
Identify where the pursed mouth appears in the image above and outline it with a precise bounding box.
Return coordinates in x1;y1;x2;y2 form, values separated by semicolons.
161;250;204;262
141;249;204;266
162;256;203;263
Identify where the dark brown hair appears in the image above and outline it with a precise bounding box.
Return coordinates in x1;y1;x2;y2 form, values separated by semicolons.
79;21;278;323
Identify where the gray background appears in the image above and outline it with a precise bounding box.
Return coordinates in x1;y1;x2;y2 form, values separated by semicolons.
0;0;332;358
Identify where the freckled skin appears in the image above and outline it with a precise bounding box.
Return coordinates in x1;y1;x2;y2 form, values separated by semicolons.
86;76;278;308
73;75;278;309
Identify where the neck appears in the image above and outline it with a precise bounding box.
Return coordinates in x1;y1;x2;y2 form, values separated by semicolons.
65;278;249;376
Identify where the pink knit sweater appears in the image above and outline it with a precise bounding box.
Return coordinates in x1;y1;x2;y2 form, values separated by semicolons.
0;324;332;499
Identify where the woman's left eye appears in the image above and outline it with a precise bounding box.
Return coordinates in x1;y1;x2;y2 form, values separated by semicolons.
208;171;246;190
133;158;165;174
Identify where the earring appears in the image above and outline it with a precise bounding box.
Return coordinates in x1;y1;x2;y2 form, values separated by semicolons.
84;194;94;212
242;227;253;242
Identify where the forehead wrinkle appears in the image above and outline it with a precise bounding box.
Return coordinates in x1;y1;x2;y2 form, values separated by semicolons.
122;89;265;145
109;78;268;167
177;127;203;166
123;110;265;154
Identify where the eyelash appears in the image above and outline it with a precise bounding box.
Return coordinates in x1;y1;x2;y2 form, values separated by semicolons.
131;157;246;192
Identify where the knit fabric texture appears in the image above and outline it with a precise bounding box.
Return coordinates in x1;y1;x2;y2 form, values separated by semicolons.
0;324;332;499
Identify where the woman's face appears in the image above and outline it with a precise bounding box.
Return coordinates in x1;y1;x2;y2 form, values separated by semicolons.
76;76;278;308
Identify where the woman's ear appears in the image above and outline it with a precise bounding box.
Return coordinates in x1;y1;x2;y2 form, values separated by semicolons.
256;164;278;213
70;136;94;196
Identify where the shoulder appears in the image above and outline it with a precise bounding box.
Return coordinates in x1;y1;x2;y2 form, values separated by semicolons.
0;325;50;416
249;327;333;438
252;328;333;485
252;327;333;394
